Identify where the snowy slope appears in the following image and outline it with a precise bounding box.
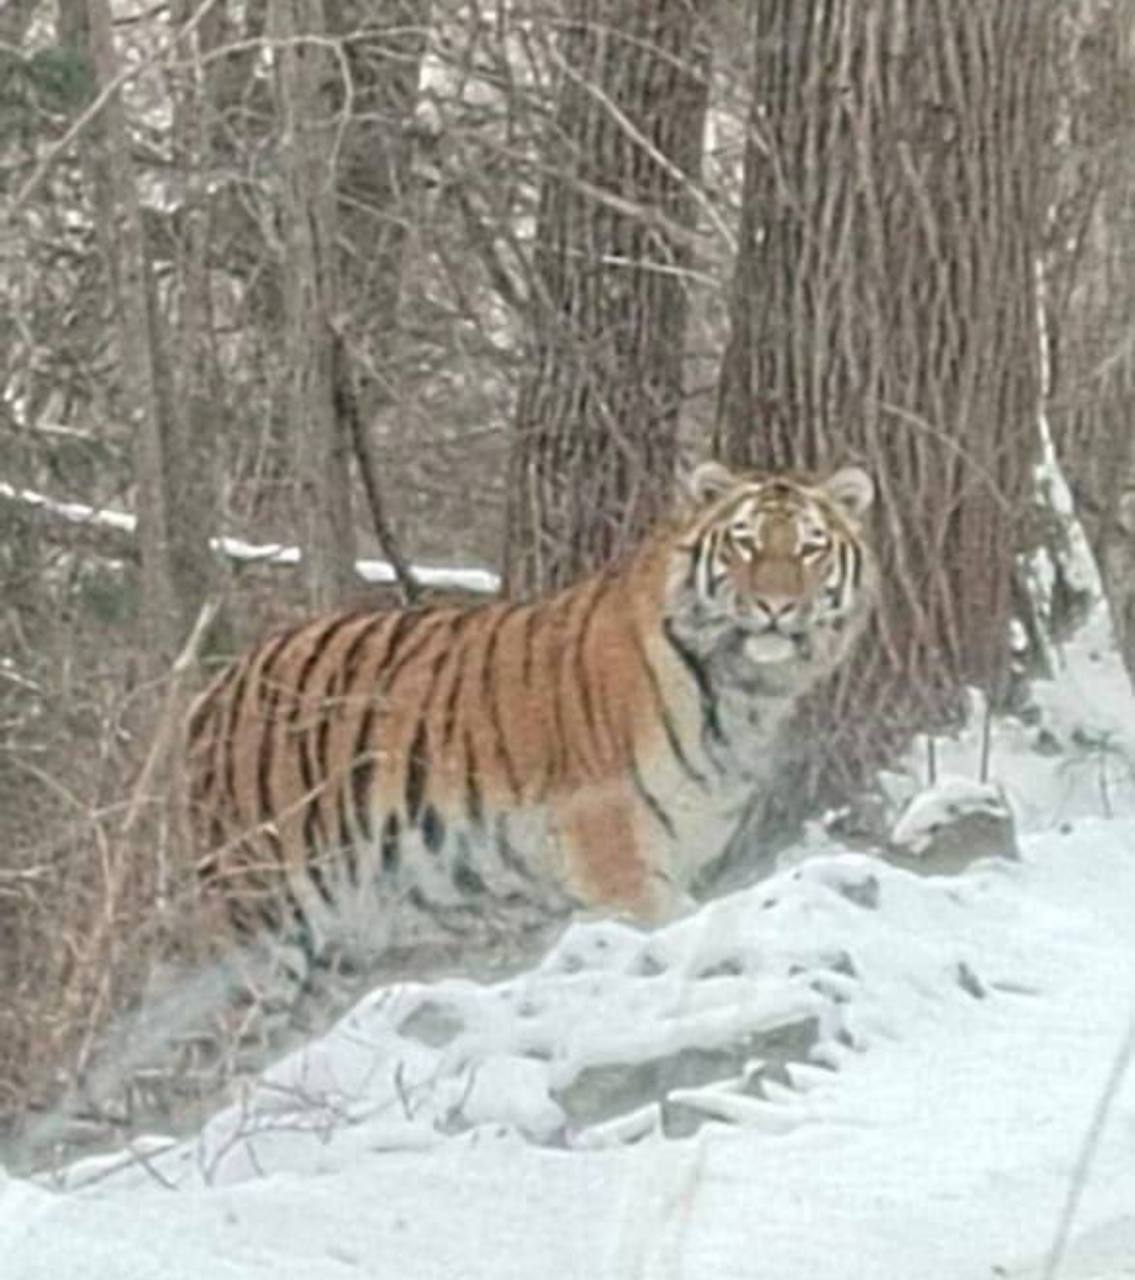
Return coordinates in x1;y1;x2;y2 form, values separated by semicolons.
3;813;1135;1280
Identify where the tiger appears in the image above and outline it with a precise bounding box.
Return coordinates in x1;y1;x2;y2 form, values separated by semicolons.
185;461;877;981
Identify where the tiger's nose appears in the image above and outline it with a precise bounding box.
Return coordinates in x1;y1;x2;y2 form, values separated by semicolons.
755;595;798;625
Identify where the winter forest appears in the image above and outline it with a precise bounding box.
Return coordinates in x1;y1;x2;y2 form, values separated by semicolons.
4;2;1135;1276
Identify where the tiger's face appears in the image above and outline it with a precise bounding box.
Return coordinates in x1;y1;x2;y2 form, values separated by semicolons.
667;462;877;683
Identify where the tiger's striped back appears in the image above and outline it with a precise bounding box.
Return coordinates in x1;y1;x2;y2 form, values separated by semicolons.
186;463;877;975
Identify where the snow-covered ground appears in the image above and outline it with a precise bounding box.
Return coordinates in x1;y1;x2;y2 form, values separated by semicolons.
4;607;1135;1279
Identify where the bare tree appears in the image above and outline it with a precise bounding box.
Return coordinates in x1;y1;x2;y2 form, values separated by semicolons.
271;0;356;610
327;0;431;603
167;0;226;617
715;0;1050;824
505;0;712;596
60;0;182;663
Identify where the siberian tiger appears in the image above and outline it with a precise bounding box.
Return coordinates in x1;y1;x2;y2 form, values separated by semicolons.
186;462;877;976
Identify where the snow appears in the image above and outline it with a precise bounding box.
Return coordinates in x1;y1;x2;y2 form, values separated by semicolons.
4;808;1135;1278
890;774;1013;853
5;519;1135;1278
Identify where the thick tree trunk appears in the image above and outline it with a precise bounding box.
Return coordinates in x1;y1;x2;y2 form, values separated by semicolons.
271;0;356;611
325;0;429;601
504;0;712;597
1045;2;1135;685
716;0;1049;822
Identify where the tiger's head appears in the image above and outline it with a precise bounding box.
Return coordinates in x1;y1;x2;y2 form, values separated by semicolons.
665;462;878;691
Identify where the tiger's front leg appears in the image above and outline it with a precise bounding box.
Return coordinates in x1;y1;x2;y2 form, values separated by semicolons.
552;781;694;925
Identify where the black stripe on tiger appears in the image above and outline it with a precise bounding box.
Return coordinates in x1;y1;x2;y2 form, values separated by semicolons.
253;630;299;833
335;785;359;889
661;617;728;759
463;727;484;828
481;605;523;802
436;605;494;752
220;660;253;814
679;539;699;593
187;660;239;747
629;750;677;839
402;644;452;834
441;637;471;748
847;538;862;592
344;612;437;852
376;609;443;691
294;614;363;702
380;811;401;876
421;803;446;855
294;728;328;863
289;614;361;826
571;573;616;773
405;718;429;827
627;622;709;791
302;808;335;905
266;825;319;926
341;613;394;687
549;605;572;779
221;624;296;815
520;605;539;687
349;723;377;847
314;666;340;784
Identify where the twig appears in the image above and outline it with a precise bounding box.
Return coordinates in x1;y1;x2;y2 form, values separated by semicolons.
122;597;221;836
1042;1001;1135;1280
544;40;733;253
330;325;421;605
877;402;1016;516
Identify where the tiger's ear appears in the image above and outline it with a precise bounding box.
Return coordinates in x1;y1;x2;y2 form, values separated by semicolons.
687;460;738;506
821;466;874;519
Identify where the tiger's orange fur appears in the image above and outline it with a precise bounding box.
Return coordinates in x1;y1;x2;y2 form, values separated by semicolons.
186;463;877;970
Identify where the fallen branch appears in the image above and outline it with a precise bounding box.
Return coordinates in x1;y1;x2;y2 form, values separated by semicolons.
0;482;500;595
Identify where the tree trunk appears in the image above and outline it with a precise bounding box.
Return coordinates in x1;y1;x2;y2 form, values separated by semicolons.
271;0;356;611
64;0;181;665
1045;2;1135;684
325;0;429;600
168;0;225;620
716;0;1049;824
504;0;712;597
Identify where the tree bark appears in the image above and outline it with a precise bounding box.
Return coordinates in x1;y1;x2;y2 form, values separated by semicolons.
504;0;712;597
63;0;181;664
1045;2;1135;685
271;0;356;611
324;0;429;602
716;0;1049;821
168;0;225;621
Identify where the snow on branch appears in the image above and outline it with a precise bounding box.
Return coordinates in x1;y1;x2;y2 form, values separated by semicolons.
0;482;500;596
